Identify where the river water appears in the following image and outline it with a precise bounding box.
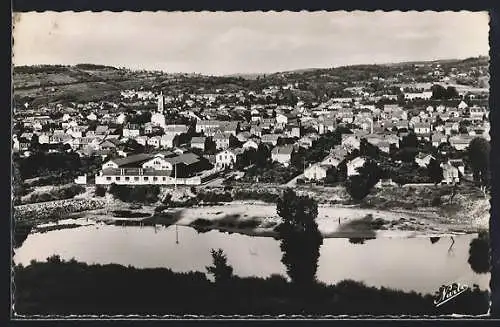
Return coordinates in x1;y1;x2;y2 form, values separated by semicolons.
13;224;489;295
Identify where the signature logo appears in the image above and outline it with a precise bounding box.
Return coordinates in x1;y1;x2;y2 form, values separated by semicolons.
434;283;469;307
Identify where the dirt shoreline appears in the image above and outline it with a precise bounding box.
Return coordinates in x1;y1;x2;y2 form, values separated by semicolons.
17;192;487;239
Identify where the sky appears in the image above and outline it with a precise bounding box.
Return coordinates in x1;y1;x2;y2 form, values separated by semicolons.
12;11;489;76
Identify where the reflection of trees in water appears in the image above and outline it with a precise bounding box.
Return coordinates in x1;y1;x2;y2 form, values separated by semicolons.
447;236;455;256
468;231;490;274
348;237;376;244
430;237;440;244
13;222;33;249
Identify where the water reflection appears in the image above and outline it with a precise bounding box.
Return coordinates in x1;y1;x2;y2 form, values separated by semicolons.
13;225;490;295
468;231;490;274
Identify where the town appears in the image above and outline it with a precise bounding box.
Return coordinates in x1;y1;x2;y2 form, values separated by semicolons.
12;57;490;237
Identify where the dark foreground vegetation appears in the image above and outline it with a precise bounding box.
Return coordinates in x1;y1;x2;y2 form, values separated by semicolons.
14;256;489;316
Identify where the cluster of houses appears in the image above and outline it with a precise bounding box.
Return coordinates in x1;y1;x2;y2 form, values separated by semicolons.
14;82;489;187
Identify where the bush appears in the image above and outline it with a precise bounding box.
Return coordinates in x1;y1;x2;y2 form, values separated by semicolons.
431;196;442;206
26;184;85;204
232;190;279;203
108;184;161;204
197;191;233;203
95;185;107;197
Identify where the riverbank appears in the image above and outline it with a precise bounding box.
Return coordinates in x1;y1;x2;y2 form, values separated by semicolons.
13;258;489;316
70;198;484;239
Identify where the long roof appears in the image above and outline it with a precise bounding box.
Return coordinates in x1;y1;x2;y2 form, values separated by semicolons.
110;153;154;167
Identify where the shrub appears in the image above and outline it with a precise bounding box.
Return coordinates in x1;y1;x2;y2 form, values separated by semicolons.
95;185;107;197
431;196;442;206
232;190;279;203
108;184;161;204
197;191;233;203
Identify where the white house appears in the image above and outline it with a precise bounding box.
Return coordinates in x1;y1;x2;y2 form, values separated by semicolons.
415;153;435;167
271;145;294;167
161;135;176;149
215;149;237;170
147;136;162;148
304;164;330;181
116;113;127;125
441;162;460;184
276;113;288;126
190;136;206;151
347;157;366;176
150;112;166;128
213;131;231;150
242;139;259;151
135;136;148;146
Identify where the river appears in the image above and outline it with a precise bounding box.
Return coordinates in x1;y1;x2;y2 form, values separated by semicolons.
13;224;489;295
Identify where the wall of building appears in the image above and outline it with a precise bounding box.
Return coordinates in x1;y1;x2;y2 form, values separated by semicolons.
95;174;202;185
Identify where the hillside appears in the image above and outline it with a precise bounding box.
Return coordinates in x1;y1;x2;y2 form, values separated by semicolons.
12;56;489;107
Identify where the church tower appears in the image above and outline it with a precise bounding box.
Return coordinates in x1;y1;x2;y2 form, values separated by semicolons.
157;91;165;114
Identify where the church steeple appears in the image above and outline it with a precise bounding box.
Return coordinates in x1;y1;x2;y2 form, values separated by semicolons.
157;91;165;114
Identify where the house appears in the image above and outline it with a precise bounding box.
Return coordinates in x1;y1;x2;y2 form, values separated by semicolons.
377;141;391;154
99;140;118;152
449;159;466;175
341;134;361;151
444;121;459;135
215;149;237;170
135;136;148;146
413;122;431;135
250;125;262;137
12;137;20;152
284;125;301;138
317;118;336;135
123;124;141;138
213;131;231;150
458;100;468;110
304;163;331;181
261;134;281;146
143;123;154;135
164;124;189;138
95;151;207;185
298;136;314;149
441;162;460;184
95;125;109;135
347;157;366;176
150;112;166;127
469;107;486;121
271;145;294;167
375;178;397;188
415;153;435;167
236;131;251;143
38;133;50;144
321;148;347;167
431;133;448;147
50;133;73;145
242;139;259;151
147;136;162;148
449;135;474;151
161;135;176;149
190;136;206;151
116;113;127;125
276;113;288;126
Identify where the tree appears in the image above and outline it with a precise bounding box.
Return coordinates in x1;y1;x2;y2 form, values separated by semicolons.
400;132;418;149
345;159;381;201
467;137;490;189
468;231;489;274
427;158;443;184
206;248;233;284
275;189;323;287
12;161;24;205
